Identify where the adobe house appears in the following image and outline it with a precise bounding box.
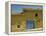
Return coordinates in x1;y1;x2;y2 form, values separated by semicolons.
11;8;43;32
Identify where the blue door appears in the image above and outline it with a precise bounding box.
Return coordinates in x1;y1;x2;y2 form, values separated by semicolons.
26;20;35;29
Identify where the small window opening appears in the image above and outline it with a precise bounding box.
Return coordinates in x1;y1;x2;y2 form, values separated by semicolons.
35;13;38;17
17;25;20;28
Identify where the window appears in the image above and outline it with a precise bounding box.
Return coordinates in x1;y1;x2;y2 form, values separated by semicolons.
17;25;20;28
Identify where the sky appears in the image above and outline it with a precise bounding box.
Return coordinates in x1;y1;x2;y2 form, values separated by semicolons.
11;4;43;14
